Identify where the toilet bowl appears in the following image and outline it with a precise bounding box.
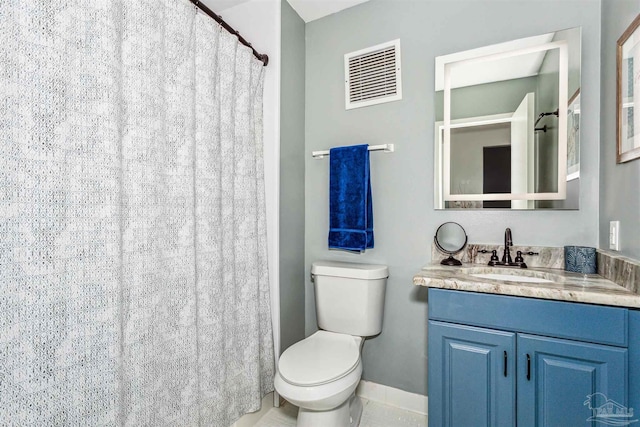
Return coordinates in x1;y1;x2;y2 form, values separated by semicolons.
274;261;388;427
274;331;364;427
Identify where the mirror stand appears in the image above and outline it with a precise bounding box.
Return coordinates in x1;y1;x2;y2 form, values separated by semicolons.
440;254;463;266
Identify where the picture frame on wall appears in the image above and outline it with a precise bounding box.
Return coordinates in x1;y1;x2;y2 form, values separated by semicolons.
617;13;640;163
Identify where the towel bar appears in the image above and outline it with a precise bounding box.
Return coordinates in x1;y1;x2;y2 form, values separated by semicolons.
311;144;395;159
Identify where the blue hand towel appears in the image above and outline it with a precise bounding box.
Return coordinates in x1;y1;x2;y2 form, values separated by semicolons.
328;144;374;252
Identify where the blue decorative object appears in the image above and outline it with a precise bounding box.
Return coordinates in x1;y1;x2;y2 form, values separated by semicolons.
564;246;597;274
328;144;374;252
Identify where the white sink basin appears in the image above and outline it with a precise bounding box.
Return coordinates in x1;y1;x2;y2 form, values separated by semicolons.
471;273;554;284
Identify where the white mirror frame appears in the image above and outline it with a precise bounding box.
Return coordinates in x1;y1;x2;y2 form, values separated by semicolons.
440;40;569;203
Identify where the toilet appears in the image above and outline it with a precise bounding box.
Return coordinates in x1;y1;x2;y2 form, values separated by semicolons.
274;261;388;427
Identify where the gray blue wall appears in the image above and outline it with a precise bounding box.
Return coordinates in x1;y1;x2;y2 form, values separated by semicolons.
600;0;640;260
305;0;601;394
279;0;306;354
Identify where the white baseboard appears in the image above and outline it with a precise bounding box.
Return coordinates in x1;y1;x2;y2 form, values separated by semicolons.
229;392;274;427
356;380;428;416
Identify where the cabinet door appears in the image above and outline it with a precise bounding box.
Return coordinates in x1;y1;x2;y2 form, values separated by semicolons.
517;334;628;427
428;320;516;427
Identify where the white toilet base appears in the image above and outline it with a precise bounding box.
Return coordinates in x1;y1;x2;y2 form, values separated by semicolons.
296;393;362;427
349;394;364;426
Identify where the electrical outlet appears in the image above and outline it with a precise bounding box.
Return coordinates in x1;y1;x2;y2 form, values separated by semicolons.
609;221;620;251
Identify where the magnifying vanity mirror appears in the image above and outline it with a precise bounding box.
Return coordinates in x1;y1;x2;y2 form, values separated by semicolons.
434;222;468;266
434;27;581;210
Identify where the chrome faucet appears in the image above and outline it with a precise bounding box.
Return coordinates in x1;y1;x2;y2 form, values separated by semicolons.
502;228;513;264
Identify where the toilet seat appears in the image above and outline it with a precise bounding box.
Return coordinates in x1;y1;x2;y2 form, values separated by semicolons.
279;331;362;387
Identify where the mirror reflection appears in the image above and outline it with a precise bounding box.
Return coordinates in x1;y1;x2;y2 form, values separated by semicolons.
434;27;581;210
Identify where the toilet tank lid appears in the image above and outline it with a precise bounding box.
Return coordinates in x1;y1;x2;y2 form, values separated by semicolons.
311;261;389;280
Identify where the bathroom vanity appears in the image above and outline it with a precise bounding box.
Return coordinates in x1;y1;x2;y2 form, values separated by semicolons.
415;263;640;427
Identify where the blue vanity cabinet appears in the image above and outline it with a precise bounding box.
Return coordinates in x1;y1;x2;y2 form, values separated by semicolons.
428;321;516;427
517;334;627;426
629;310;640;423
428;289;630;427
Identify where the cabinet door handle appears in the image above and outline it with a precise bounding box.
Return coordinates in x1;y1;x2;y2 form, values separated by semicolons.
503;351;507;377
526;354;531;380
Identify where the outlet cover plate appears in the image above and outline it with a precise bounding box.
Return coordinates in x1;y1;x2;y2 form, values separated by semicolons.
609;221;620;250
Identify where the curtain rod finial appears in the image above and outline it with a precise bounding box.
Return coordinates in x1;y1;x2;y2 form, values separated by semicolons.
191;0;269;66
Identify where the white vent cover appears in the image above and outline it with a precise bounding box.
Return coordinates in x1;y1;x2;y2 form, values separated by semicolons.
344;39;402;110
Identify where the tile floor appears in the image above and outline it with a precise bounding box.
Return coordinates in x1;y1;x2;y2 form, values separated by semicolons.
255;399;428;427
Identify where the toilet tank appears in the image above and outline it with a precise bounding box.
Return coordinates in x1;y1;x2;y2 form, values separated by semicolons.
311;261;388;337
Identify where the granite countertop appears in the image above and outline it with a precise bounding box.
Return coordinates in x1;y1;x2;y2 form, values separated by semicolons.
413;263;640;309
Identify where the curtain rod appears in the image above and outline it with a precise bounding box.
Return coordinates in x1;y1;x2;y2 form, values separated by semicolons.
190;0;269;66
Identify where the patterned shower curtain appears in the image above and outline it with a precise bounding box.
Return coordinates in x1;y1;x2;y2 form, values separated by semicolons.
0;1;274;425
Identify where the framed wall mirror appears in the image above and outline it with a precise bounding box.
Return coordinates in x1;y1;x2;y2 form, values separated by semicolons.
434;27;581;210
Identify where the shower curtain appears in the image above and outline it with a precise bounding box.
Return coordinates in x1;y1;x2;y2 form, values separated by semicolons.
0;1;274;425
